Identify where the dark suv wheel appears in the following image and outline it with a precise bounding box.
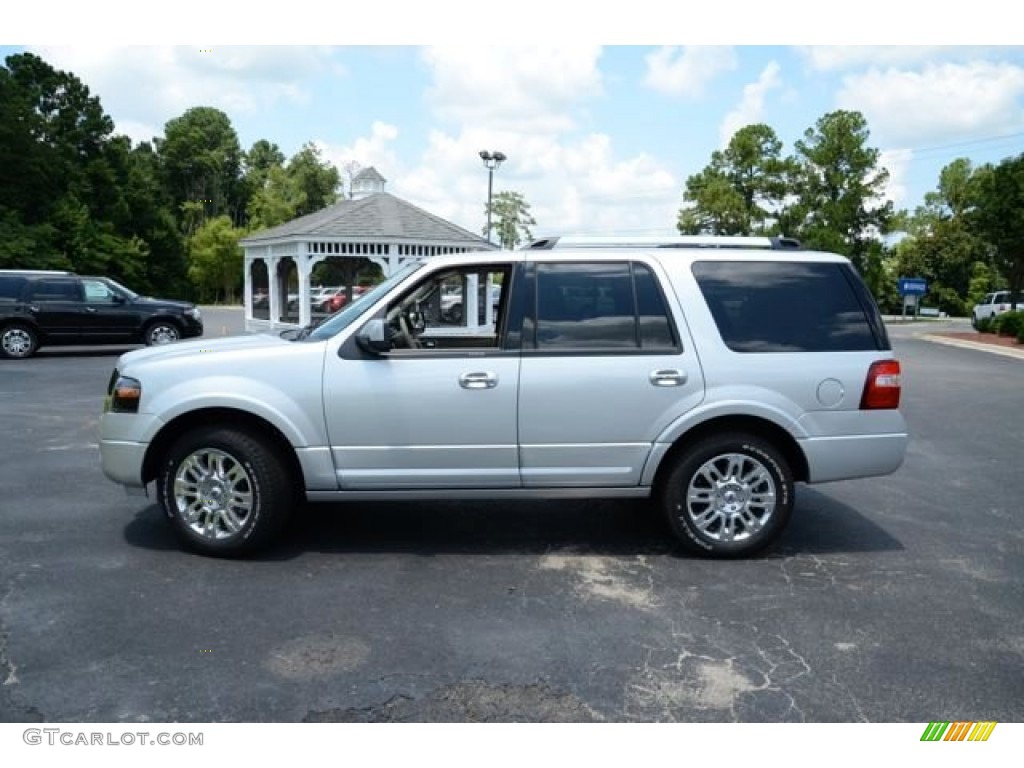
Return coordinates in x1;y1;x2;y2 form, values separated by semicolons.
0;323;39;359
145;320;181;346
661;432;794;557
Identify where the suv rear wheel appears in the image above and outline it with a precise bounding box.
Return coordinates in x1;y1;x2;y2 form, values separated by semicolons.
1;323;39;359
661;432;793;557
156;426;293;556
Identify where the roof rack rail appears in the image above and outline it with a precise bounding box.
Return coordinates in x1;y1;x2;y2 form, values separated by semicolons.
525;235;802;251
0;268;76;275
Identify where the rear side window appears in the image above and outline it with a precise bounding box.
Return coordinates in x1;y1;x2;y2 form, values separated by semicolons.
692;261;882;352
0;276;26;300
29;279;82;302
532;262;678;352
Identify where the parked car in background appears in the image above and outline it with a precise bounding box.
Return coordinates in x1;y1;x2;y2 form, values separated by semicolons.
0;270;202;359
972;291;1019;328
324;286;368;313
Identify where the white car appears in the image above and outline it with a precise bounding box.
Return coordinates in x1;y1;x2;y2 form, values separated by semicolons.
972;291;1019;328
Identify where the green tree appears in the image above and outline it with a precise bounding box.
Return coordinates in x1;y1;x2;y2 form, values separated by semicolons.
893;159;990;315
287;142;340;217
970;154;1024;309
0;52;150;283
486;190;536;249
157;107;243;231
678;124;795;235
188;216;245;303
792;110;894;272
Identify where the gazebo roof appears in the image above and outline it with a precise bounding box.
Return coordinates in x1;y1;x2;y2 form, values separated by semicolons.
240;192;494;248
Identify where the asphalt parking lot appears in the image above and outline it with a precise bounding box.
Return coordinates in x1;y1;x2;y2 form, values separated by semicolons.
0;311;1021;722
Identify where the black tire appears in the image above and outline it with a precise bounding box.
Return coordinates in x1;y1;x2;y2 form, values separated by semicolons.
0;323;39;359
156;426;293;557
145;320;181;346
660;432;794;558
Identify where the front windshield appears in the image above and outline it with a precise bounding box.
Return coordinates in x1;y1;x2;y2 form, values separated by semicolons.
307;261;424;341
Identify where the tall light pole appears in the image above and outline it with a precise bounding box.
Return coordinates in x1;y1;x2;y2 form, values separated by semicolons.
479;150;506;244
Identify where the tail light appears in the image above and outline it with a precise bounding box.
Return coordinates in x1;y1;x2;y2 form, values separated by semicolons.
860;360;901;410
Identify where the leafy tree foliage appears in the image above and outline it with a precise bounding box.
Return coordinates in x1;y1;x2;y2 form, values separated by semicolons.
157;106;243;232
892;159;990;315
0;53;153;286
678;124;794;235
970;154;1024;309
188;216;245;303
486;190;537;249
792;110;894;271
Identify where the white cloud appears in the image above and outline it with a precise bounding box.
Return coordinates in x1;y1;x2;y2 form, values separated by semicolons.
322;125;678;238
879;149;912;207
29;45;338;139
422;46;603;134
797;46;1014;72
837;62;1024;146
719;61;782;146
384;46;680;238
315;122;402;189
643;46;737;98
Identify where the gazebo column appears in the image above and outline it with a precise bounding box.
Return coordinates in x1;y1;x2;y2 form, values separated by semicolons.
243;256;253;321
268;257;281;328
296;254;312;328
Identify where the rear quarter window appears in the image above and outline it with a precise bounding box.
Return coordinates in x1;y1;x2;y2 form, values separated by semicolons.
0;276;27;300
692;260;884;352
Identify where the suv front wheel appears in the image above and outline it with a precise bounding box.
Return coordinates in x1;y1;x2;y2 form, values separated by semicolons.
661;432;793;557
145;320;181;346
156;426;293;556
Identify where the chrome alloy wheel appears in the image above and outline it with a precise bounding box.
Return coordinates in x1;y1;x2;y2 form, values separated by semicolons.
685;453;777;542
148;323;180;345
2;327;34;357
173;449;254;541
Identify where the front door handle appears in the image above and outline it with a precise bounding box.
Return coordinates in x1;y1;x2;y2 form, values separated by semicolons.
84;306;97;313
459;372;498;389
650;368;687;387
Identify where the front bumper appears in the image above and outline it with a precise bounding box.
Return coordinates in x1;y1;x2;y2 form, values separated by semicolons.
99;411;164;489
100;439;149;489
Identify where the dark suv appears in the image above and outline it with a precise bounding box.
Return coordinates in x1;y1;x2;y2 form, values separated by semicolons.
0;270;203;359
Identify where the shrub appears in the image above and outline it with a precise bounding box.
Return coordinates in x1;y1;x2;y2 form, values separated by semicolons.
996;310;1024;338
977;316;993;333
1018;324;1024;344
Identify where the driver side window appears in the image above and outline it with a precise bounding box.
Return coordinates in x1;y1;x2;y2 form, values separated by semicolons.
386;264;511;351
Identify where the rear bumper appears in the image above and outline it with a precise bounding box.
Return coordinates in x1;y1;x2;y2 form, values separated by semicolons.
800;432;908;483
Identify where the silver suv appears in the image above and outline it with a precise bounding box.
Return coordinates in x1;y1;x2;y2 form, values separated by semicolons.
99;235;907;558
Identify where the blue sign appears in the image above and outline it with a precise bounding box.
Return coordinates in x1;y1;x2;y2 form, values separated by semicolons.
898;277;928;296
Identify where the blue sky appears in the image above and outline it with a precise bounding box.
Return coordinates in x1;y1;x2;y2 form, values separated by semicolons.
5;10;1024;239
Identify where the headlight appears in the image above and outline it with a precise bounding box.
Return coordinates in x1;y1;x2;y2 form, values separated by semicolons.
104;375;142;413
185;307;201;320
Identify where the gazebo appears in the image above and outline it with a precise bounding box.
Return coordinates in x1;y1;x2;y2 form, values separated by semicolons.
240;167;497;331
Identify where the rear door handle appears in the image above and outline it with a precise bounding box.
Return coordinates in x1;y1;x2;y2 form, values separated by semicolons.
650;368;686;387
84;306;97;313
459;372;498;389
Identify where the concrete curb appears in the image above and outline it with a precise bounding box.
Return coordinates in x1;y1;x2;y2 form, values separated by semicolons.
922;334;1024;361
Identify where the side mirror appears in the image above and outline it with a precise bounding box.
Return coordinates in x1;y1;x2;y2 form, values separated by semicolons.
356;318;391;355
112;295;127;305
279;328;301;341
